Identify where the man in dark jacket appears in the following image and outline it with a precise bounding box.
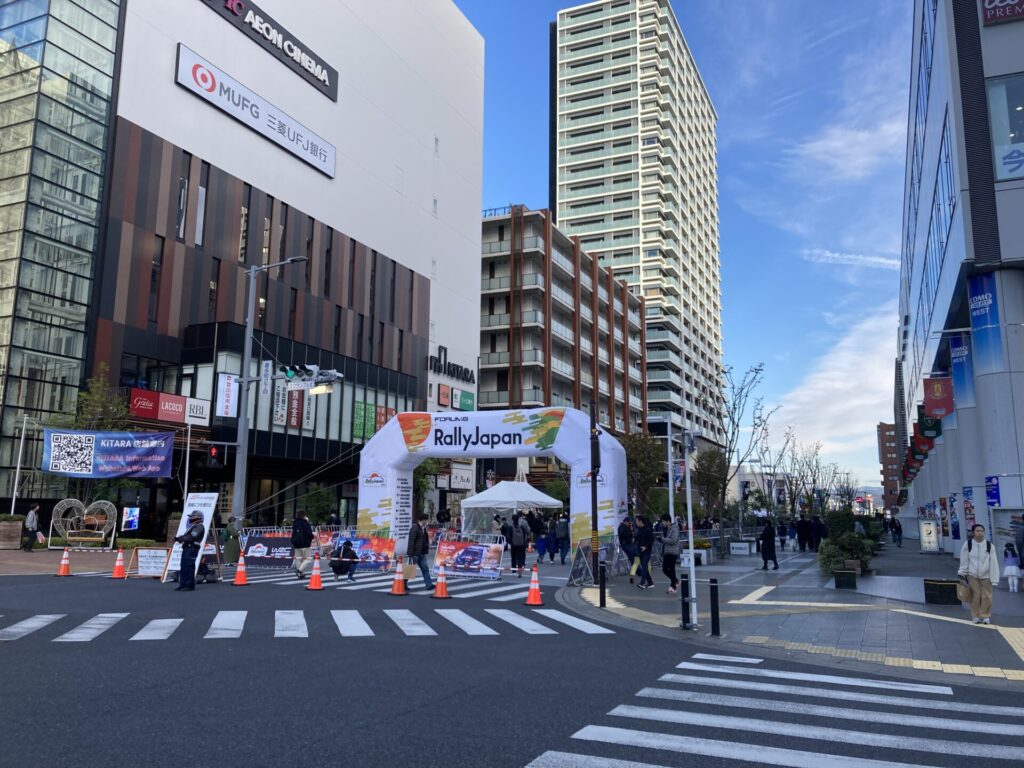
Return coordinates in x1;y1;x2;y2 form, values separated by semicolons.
406;513;433;590
291;510;314;580
760;519;779;570
555;514;572;565
634;516;655;589
175;511;206;591
796;516;811;552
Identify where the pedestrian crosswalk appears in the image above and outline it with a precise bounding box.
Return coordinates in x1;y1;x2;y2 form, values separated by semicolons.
0;606;613;644
527;652;1024;767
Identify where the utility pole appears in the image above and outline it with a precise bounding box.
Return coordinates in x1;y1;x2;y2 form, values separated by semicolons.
589;402;601;582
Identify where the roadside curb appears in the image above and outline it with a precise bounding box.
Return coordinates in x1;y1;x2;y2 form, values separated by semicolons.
555;585;1024;692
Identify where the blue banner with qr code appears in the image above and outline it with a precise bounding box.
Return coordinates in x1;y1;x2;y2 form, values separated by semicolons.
41;429;174;478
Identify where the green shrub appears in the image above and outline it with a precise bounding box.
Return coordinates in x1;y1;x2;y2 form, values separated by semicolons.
644;488;687;520
32;537;158;550
2;515;26;523
818;531;872;573
825;510;855;537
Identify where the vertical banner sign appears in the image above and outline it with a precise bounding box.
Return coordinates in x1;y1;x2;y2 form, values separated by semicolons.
963;486;976;528
986;475;1001;507
165;492;219;577
260;360;273;397
287;391;303;429
273;382;288;426
216;373;238;417
916;407;942;439
122;507;140;531
302;391;314;432
363;403;376;438
922;377;954;418
968;273;1003;375
950;333;976;408
353;401;365;439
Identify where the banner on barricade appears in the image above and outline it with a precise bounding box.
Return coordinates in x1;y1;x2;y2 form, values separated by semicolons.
432;539;503;580
348;536;395;572
242;531;294;567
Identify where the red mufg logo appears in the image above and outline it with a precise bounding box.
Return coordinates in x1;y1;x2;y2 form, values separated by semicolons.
224;0;244;15
192;63;216;93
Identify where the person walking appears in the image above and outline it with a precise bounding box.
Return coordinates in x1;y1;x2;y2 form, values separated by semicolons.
290;510;314;580
174;510;205;591
635;515;655;589
760;519;779;570
618;515;638;583
1003;543;1020;593
892;518;903;548
958;524;1001;624
491;514;502;538
656;513;680;594
796;516;810;552
509;513;530;577
787;520;797;551
407;513;434;590
533;515;548;564
22;503;39;552
778;520;787;554
555;514;570;565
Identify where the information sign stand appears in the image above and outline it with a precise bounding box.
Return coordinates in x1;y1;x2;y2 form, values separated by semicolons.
124;547;170;579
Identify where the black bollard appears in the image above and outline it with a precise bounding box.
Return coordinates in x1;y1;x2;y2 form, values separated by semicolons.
680;572;691;630
599;560;606;608
710;577;720;637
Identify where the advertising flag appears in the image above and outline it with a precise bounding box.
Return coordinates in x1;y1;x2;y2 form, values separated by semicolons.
950;333;976;408
922;377;953;418
41;429;174;478
968;272;1004;375
912;422;934;453
916;406;942;439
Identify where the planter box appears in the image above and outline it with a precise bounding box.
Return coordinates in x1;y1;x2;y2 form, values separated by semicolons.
834;570;857;589
730;541;755;556
923;578;960;605
0;520;23;550
842;559;863;576
682;549;708;567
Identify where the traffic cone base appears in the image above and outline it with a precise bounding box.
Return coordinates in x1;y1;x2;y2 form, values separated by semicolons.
233;552;248;586
110;548;126;579
55;547;71;577
389;556;408;596
431;565;451;599
524;564;544;606
306;553;324;591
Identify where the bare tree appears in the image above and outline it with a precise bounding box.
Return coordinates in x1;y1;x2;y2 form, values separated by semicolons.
801;443;838;515
779;429;807;519
750;422;793;519
833;471;860;513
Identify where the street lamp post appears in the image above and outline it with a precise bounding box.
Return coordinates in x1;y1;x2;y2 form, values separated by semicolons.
230;256;307;530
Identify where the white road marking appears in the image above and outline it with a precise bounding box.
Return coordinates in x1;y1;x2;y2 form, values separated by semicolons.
487;590;531;602
731;585;775;603
453;583;528;599
658;673;1024;717
534;609;614;634
435;609;498;636
608;704;1018;759
53;613;128;642
572;725;945;768
330;610;374;637
484;608;557;635
274;610;308;638
0;614;65;642
528;752;672;768
205;610;247;639
691;653;762;664
635;688;1024;737
384;609;436;636
130;618;184;641
674;662;953;695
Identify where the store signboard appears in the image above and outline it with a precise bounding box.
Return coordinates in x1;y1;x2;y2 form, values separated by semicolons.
175;45;336;177
919;519;940;553
216;373;238;418
982;0;1024;26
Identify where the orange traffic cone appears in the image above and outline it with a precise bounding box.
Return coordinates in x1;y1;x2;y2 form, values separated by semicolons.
431;565;451;599
110;548;126;579
389;556;408;596
233;551;248;586
306;552;324;591
524;564;543;606
55;547;71;577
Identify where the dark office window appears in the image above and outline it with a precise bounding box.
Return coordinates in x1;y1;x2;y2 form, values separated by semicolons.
488;262;495;279
378;321;385;366
195;161;210;247
408;276;414;327
498;224;505;241
323;227;333;297
289;287;298;337
258;278;269;329
148;235;164;328
368;250;377;320
209;257;220;320
356;313;364;359
348;239;356;306
334;305;342;352
261;206;271;265
277;203;288;276
398;328;404;369
488;297;495;314
389;263;396;322
305;217;314;290
176;152;191;240
238;183;251;263
490;334;496;353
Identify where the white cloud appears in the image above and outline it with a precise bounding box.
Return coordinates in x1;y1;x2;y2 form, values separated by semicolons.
802;248;901;270
772;302;898;483
786;118;905;182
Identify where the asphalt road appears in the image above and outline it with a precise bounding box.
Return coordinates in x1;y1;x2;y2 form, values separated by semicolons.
1;574;1021;768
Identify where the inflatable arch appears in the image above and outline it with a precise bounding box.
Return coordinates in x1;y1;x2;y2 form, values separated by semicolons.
356;407;628;554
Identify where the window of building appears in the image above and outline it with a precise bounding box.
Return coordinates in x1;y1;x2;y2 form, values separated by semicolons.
195;161;209;247
987;72;1024;181
209;257;220;320
289;287;298;337
175;152;190;240
333;305;342;352
397;328;404;368
356;313;364;358
238;183;250;263
148;235;163;328
261;198;273;264
258;278;268;329
348;238;357;306
323;227;333;297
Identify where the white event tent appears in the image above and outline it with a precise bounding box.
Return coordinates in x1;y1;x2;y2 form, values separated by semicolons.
460;480;563;534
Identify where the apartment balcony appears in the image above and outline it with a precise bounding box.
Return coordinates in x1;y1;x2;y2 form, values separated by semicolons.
551;357;575;379
559;3;635;31
560;70;635;96
647;388;682;406
479;388;545;406
552;391;575;408
628;365;642;381
562;35;636;62
614;328;624;343
552;322;575;345
647;348;681;369
646;328;680;350
627;309;641;327
580;236;639;251
646;368;678;383
551;283;574;309
598;379;610;395
628;338;641;354
558;160;637;181
560;108;637;134
560;53;637;80
560;196;640;218
580;272;593;290
562;218;638;237
479;350;544;367
480;273;544;293
551;248;574;275
580;336;593;354
630;394;644;409
481;235;543;255
561;124;637;147
480;310;544;328
561;178;636;202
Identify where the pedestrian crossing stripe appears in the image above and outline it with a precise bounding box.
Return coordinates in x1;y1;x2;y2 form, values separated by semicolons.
0;607;614;642
529;651;1023;768
674;661;953;695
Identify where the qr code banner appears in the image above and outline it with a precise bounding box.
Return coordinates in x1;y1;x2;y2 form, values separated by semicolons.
47;432;96;475
41;429;174;479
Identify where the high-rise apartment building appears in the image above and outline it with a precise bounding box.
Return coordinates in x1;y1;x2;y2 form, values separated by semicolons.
894;0;1024;545
479;205;646;434
550;0;723;443
876;422;899;515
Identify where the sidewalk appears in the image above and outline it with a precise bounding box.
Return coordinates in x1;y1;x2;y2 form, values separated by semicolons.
587;540;1024;683
0;547;118;576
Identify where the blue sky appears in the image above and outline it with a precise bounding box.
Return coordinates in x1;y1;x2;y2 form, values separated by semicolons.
453;0;913;489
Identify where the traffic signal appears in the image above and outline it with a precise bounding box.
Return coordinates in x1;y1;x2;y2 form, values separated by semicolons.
208;445;221;468
279;364;320;380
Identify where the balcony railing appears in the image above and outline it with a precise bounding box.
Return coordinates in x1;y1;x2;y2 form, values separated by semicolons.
480;350;544;366
480;273;544;291
481;235;543;255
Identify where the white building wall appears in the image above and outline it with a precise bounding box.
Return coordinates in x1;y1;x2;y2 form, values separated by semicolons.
117;0;484;399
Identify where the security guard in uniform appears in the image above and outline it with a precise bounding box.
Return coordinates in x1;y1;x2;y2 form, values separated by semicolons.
174;511;205;591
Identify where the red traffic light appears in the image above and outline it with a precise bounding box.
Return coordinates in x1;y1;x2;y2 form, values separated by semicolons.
209;446;218;458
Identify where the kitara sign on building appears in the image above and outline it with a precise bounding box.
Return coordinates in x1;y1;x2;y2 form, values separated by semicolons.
41;430;174;479
356;408;627;555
